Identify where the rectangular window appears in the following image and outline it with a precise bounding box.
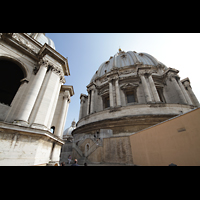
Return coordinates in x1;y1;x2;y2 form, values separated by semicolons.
104;96;110;109
126;91;135;103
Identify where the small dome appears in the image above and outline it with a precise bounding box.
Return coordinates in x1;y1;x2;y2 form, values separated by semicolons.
90;50;167;82
27;33;55;50
63;120;76;136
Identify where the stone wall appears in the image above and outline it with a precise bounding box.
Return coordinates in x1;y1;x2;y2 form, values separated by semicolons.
129;107;200;166
0;130;56;166
78;136;134;164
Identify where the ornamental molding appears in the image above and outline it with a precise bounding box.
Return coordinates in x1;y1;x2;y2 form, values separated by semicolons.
12;33;39;54
33;58;49;75
120;83;139;90
119;68;135;75
34;58;65;83
99;88;109;96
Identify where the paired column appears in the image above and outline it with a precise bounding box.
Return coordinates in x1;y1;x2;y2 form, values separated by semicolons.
90;89;95;114
86;92;90;115
31;68;60;130
14;58;48;125
139;72;152;103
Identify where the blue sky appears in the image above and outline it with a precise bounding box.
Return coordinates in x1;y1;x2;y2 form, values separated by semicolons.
46;33;200;130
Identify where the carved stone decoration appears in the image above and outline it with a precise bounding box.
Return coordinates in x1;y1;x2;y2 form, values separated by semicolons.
99;88;109;96
34;58;49;75
120;83;139;90
100;77;108;83
12;33;38;54
51;64;66;83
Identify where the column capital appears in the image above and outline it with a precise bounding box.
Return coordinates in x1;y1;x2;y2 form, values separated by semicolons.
38;58;49;67
63;91;71;102
181;77;191;88
87;85;96;93
33;58;49;75
137;67;151;76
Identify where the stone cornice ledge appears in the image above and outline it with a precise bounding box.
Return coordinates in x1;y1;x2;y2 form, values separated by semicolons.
0;122;64;145
38;43;70;76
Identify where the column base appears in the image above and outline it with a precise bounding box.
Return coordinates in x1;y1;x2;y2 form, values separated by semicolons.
13;120;29;127
30;123;49;131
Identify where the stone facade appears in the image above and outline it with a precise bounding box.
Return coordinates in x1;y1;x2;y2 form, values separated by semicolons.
0;33;74;165
72;49;199;165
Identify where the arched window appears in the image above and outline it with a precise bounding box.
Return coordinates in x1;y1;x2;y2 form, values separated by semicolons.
0;60;24;106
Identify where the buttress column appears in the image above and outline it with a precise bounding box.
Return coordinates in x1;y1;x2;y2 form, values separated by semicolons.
138;70;152;103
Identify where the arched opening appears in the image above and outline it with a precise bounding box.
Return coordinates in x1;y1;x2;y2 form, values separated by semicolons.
50;126;55;134
0;59;24;106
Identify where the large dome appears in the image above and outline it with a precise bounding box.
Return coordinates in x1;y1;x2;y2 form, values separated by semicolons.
91;49;167;82
27;33;55;50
